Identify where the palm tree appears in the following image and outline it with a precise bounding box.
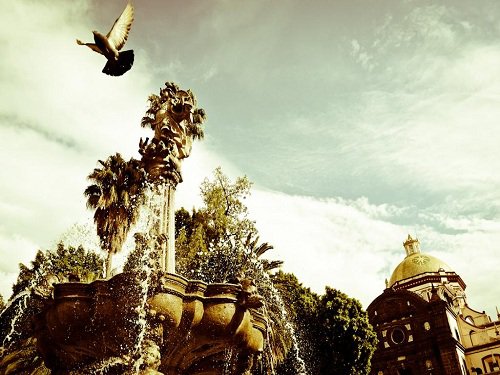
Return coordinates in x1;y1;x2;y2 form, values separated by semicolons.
243;234;283;273
84;153;146;278
239;234;290;368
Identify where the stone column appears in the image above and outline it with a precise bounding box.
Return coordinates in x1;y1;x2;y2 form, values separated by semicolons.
139;82;206;274
154;180;178;274
163;183;176;274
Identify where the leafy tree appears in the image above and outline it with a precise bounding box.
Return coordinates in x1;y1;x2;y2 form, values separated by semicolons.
174;213;208;277
174;167;261;283
10;243;104;298
174;207;192;238
273;273;377;375
0;243;104;371
198;167;255;248
273;271;320;374
84;153;146;277
315;287;377;375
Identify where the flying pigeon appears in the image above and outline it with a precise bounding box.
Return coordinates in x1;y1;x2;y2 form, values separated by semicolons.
76;2;135;76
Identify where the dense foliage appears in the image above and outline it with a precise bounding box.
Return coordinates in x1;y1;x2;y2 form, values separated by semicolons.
84;153;146;277
10;243;104;298
272;271;320;374
273;272;378;375
315;287;378;375
0;243;104;362
173;167;278;282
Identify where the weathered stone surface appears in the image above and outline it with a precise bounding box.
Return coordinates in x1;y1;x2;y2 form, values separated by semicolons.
0;338;50;375
33;273;267;374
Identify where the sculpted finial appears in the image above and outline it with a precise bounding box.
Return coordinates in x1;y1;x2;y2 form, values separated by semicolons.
139;82;206;183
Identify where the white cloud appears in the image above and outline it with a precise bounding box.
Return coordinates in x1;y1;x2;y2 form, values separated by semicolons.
247;190;407;305
0;229;40;300
245;190;500;317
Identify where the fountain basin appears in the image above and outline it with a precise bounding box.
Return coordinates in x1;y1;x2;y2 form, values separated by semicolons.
34;273;267;374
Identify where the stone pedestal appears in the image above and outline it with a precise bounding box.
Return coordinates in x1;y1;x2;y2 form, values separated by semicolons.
34;273;267;374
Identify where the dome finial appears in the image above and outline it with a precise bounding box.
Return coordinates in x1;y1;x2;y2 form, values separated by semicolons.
403;234;420;257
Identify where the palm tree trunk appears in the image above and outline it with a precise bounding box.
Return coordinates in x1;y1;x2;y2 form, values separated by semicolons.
106;251;113;278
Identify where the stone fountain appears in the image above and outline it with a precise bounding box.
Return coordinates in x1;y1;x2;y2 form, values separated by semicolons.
31;83;269;374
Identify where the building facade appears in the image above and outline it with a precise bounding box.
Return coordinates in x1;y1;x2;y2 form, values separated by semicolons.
367;235;500;375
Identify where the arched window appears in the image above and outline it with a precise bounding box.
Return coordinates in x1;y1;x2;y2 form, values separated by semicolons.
465;315;474;324
481;354;500;373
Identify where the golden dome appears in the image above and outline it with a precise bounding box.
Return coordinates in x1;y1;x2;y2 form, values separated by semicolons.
388;236;453;287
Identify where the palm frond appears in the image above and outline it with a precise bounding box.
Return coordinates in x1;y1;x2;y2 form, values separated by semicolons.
254;242;274;258
83;185;101;209
262;260;283;272
84;154;146;259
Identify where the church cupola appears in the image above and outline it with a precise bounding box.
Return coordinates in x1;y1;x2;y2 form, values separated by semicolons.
403;234;420;257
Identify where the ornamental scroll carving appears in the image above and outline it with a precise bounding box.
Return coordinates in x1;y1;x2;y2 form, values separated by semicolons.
139;82;206;183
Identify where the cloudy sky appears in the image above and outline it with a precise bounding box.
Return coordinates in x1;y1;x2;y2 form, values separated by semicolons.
1;0;500;315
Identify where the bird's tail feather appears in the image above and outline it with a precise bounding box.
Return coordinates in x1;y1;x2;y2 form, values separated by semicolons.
102;50;134;76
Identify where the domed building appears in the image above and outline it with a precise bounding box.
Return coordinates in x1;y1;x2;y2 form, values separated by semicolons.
387;235;467;315
367;235;500;375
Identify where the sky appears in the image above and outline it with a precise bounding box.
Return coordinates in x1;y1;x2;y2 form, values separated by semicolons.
1;0;500;315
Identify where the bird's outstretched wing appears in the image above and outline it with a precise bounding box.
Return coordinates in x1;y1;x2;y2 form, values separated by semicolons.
76;39;103;55
106;2;134;51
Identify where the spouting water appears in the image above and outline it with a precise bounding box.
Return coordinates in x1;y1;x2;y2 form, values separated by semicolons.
130;231;153;373
222;347;234;375
0;290;29;322
129;184;164;373
264;279;308;374
0;291;29;354
74;356;127;375
245;252;309;374
186;231;309;373
0;255;54;354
